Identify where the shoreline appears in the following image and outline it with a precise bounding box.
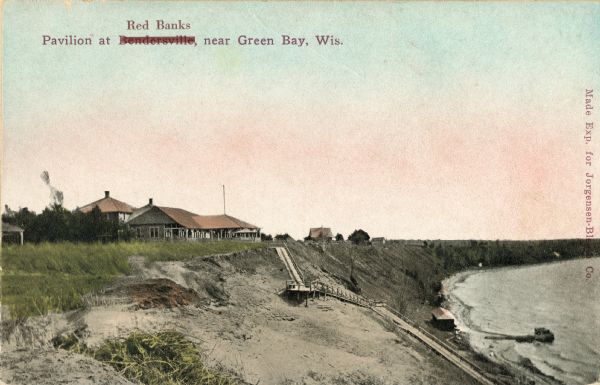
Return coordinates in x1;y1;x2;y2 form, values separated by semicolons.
441;261;588;385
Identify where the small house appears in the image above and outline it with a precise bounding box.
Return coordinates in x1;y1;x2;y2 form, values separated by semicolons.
2;222;24;245
431;307;456;331
308;227;333;241
78;191;136;222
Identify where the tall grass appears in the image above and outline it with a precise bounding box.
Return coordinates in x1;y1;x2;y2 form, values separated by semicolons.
2;273;119;319
1;241;265;318
55;330;239;385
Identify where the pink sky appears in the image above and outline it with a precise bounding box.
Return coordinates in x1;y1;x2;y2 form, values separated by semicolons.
2;2;599;240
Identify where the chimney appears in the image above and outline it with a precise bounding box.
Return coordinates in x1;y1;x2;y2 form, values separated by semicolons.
149;198;153;206
105;191;110;198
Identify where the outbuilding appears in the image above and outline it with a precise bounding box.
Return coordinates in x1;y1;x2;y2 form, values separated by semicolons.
308;226;333;241
2;222;24;245
431;307;456;331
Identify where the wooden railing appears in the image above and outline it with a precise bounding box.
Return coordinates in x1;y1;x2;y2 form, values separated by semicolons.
310;281;372;308
283;245;304;284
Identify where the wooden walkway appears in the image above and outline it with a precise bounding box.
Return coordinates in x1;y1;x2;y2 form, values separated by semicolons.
274;246;308;291
274;246;371;306
272;246;497;385
310;281;371;307
373;306;496;385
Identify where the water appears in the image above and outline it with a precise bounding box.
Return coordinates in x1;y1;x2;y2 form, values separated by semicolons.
446;257;600;385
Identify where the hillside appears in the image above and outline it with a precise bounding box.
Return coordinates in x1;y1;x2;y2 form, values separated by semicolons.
1;242;483;385
287;241;442;313
287;240;569;385
2;239;576;385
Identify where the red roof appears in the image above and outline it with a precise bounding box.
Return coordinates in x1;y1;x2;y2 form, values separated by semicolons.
193;214;258;230
79;194;136;214
431;307;455;321
309;227;333;238
160;207;203;229
128;205;259;230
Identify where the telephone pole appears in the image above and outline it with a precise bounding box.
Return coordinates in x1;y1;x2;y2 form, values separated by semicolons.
222;185;226;215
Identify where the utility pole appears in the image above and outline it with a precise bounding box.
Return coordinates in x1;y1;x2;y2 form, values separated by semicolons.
222;184;226;215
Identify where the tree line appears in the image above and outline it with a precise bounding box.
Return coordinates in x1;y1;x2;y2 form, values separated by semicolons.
2;205;128;243
431;239;600;271
260;229;371;244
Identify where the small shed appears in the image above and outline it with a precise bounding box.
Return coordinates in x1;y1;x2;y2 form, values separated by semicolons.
431;307;456;331
308;227;333;241
2;222;24;245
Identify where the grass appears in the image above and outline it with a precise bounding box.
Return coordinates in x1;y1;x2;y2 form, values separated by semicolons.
54;330;238;385
1;241;265;318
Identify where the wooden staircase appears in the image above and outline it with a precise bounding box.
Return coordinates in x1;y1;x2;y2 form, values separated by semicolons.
271;245;497;385
273;246;372;307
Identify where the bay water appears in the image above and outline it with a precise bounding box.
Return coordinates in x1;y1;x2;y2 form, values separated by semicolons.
446;257;600;385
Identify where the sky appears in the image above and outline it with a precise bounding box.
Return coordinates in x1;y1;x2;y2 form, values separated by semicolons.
2;1;600;240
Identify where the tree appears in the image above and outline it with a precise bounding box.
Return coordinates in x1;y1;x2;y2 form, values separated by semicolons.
3;203;124;243
335;233;344;241
260;233;273;241
2;207;37;241
72;206;121;242
274;233;293;241
35;204;72;242
348;229;370;245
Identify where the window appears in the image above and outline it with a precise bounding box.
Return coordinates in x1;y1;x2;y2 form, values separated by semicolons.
150;226;160;239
